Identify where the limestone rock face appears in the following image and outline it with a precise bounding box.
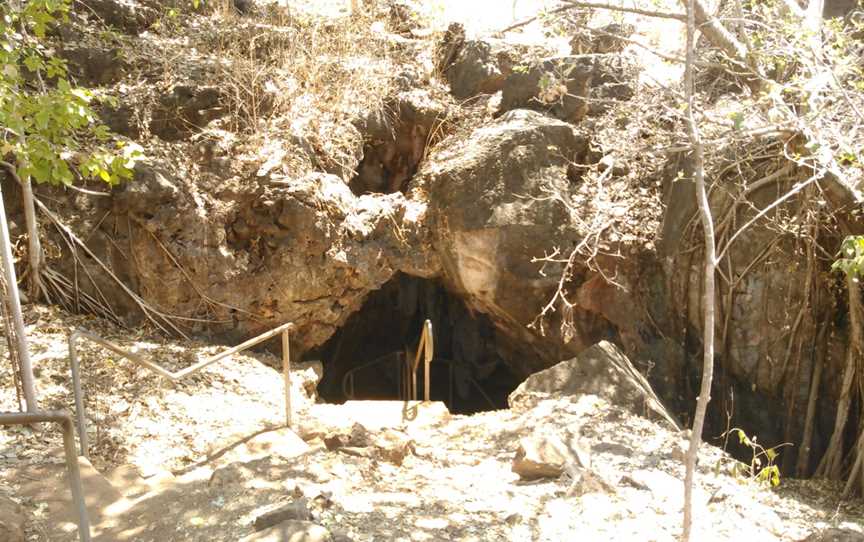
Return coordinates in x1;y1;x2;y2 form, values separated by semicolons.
498;58;594;124
508;341;679;429
418;109;607;373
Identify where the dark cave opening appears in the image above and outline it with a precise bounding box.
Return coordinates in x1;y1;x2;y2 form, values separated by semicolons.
347;96;441;196
311;274;522;414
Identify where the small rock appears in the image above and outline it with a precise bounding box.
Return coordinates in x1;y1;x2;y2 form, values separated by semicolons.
324;423;371;450
512;434;581;480
566;469;615;497
592;442;633;457
254;499;311;531
800;529;864;542
241;520;332;542
372;429;415;466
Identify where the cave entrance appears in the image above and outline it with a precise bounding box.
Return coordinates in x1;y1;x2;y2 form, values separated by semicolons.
313;274;522;414
348;96;442;196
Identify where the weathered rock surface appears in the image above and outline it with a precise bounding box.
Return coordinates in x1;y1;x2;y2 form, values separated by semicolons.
417;109;603;374
512;432;589;480
150;85;227;141
60;46;129;86
498;57;594;123
76;0;158;34
508;341;678;429
254;499;313;530
800;529;864;542
86;167;441;352
350;89;450;195
241;520;333;542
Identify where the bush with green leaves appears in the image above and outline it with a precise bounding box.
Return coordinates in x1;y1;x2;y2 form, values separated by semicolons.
0;0;142;186
725;428;788;487
833;236;864;279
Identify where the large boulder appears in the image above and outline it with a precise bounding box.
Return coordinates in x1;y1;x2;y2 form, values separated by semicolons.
498;57;594;124
415;109;607;374
508;341;678;428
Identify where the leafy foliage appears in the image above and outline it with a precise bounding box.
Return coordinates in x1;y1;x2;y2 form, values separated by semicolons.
728;428;786;487
0;0;142;186
833;236;864;279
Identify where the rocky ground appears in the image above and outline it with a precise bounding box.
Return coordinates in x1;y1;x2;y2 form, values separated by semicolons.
0;307;863;541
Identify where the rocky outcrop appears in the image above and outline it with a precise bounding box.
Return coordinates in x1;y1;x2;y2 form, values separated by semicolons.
60;46;129;86
110;169;439;350
416;109;607;373
75;0;159;34
508;341;679;429
150;85;227;141
350;89;450;195
498;57;594;124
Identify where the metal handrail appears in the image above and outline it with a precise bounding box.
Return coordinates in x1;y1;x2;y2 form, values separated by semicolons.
68;322;294;458
341;350;405;400
0;410;91;541
434;357;498;411
341;320;435;402
405;320;434;401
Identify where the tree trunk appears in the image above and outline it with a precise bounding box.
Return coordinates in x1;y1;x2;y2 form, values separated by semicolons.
20;175;44;298
0;180;38;411
682;0;717;537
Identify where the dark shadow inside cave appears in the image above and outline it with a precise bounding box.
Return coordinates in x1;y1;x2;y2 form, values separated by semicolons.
308;273;522;414
347;98;440;196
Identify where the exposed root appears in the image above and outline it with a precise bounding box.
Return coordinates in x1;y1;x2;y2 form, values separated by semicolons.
33;196;191;339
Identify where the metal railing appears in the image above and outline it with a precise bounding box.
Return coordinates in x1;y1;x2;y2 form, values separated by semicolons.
341;351;405;400
0;410;91;541
68;322;294;458
405;320;434;401
342;320;435;402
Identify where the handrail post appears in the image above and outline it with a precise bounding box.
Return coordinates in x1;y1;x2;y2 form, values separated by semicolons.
68;333;89;458
61;416;92;542
423;320;433;402
66;322;293;460
281;329;292;428
0;411;91;542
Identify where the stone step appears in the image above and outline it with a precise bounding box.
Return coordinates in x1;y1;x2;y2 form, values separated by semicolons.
300;400;450;437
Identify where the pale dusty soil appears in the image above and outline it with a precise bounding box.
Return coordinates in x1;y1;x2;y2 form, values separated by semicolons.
1;307;863;541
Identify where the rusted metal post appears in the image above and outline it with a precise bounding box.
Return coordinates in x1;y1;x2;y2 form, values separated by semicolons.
0;411;91;541
68;334;88;457
282;329;292;428
423;320;433;402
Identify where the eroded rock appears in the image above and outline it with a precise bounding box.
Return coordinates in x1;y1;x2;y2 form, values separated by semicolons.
512;432;588;480
418;109;602;374
75;0;158;34
241;520;332;542
498;58;593;124
150;85;227;141
508;341;678;429
60;46;129;86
